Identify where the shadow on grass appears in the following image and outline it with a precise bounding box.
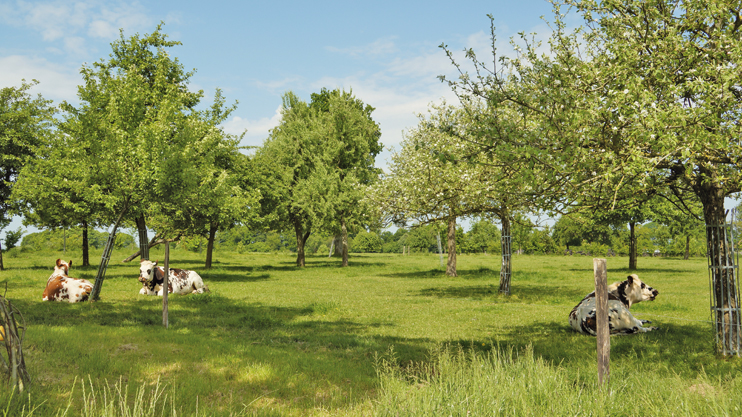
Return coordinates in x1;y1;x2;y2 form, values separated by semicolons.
14;291;434;413
417;283;586;304
418;285;496;299
201;272;273;282
382;267;500;280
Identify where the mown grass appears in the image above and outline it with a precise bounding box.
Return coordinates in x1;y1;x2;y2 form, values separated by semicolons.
0;247;740;415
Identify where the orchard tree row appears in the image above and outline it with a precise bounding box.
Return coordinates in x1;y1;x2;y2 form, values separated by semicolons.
0;24;383;286
416;0;741;355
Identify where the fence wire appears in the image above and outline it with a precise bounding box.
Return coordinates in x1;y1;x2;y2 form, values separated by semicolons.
706;209;742;357
500;234;512;294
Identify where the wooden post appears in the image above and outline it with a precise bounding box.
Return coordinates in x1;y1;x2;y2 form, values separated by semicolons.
163;241;169;329
594;258;609;386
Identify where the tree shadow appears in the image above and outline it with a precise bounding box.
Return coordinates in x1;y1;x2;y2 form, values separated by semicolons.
202;272;272;283
418;285;496;299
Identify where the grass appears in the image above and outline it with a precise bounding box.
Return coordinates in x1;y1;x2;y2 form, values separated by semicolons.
0;247;740;415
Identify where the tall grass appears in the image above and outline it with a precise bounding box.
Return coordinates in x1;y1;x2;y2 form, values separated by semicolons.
375;344;742;416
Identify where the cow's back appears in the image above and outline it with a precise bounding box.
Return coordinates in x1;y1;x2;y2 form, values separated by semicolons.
43;276;93;303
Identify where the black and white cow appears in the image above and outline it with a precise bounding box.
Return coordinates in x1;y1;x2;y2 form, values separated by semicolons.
569;274;659;335
138;260;209;296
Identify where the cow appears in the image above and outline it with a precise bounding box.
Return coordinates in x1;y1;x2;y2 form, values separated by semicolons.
138;260;209;296
569;274;659;335
42;259;93;303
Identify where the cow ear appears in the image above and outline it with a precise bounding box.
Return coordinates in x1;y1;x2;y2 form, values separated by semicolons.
56;258;62;267
68;260;72;267
627;275;634;285
153;261;158;266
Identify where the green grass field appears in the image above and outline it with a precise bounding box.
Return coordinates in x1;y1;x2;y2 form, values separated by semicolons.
0;248;740;416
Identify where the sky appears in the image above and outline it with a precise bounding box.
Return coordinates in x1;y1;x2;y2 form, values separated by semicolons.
0;0;565;239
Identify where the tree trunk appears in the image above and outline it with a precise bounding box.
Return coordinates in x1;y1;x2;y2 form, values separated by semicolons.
122;233;174;262
0;240;4;270
135;214;149;261
205;222;218;269
82;221;90;267
446;216;457;277
629;221;637;270
341;218;349;267
684;235;690;260
698;183;740;356
294;220;310;267
499;214;512;294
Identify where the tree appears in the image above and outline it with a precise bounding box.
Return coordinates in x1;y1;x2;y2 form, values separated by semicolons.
145;93;260;269
253;89;381;267
60;24;216;300
369;105;482;276
441;1;742;355
309;88;382;266
252;92;330;267
0;80;55;270
467;219;500;254
12;132;102;266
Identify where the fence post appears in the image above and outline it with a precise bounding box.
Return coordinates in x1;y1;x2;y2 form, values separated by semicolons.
163;241;169;329
594;258;609;386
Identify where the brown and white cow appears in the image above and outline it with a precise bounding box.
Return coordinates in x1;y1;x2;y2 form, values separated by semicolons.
42;259;93;303
138;260;209;296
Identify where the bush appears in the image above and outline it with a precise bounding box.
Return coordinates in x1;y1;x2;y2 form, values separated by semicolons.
353;231;383;253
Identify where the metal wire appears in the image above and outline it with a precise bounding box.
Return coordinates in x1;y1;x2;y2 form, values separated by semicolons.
706;209;742;357
500;234;512;294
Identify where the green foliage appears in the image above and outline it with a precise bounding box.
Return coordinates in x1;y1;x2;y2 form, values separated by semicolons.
0;80;55;228
252;89;382;266
467;220;500;254
3;227;23;251
352;230;383;253
21;228;135;252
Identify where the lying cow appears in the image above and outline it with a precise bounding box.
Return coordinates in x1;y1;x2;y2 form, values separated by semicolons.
138;260;209;296
569;274;659;335
42;259;93;303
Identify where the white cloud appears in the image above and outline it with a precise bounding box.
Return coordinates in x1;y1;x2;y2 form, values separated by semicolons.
0;55;81;101
2;0;154;56
255;76;304;93
326;37;398;57
222;105;283;149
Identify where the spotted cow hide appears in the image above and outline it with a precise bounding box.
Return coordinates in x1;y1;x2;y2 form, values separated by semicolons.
568;274;659;335
138;260;209;296
42;259;93;303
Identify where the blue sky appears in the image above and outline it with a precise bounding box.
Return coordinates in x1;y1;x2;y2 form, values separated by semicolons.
1;0;562;237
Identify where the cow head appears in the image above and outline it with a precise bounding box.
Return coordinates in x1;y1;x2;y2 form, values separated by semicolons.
55;259;71;275
139;260;159;284
614;274;659;308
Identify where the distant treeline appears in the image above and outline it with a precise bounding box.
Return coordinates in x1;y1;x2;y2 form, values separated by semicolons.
12;217;708;258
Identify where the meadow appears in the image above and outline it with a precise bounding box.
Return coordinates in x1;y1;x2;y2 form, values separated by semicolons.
0;247;740;416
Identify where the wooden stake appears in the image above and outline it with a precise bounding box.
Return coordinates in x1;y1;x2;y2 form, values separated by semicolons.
163;241;169;329
594;258;609;386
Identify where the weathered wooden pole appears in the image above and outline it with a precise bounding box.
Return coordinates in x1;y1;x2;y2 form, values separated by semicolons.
163;241;169;329
594;258;610;386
